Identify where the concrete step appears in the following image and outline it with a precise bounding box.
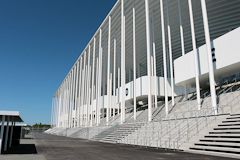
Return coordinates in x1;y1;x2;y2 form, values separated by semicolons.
214;126;240;130
205;134;240;138
195;141;240;148
190;145;240;154
218;123;240;127
209;131;240;134
200;138;240;143
226;116;240;120
222;120;240;123
230;114;240;116
188;148;240;159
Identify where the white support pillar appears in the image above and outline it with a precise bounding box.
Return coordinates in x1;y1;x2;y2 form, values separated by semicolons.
0;115;5;154
4;116;10;152
152;42;158;109
67;74;71;128
78;58;83;127
86;46;91;126
133;7;137;120
51;98;53;127
166;0;175;106
64;79;67;127
200;0;217;114
87;65;92;127
160;0;169;116
107;16;111;125
151;14;158;109
81;53;87;126
74;61;79;127
178;0;185;56
65;80;69;128
73;66;77;127
145;0;152;122
90;38;96;127
58;90;62;127
68;72;72;128
71;69;75;128
97;29;103;126
69;71;73;128
113;39;116;118
121;0;126;124
9;118;13;148
118;67;120;115
110;73;113;118
95;58;99;125
188;0;201;110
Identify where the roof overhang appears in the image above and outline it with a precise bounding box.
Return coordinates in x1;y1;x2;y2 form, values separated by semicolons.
0;111;23;122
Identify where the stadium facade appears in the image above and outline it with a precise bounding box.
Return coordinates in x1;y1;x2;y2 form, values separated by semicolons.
48;0;240;158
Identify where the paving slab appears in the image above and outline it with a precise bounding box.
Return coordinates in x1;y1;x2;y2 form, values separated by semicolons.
32;132;237;160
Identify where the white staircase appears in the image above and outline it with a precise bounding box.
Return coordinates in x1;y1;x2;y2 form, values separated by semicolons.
92;123;144;143
189;114;240;158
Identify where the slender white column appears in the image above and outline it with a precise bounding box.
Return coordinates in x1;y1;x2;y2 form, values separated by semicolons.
118;67;120;115
145;0;152;122
188;0;201;110
9;118;13;148
78;58;82;127
107;16;111;125
71;69;75;128
152;42;157;109
64;82;67;124
87;46;91;126
95;58;99;125
4;116;10;151
73;66;77;127
110;73;113;118
72;65;76;127
68;75;72;128
68;72;72;128
58;91;62;127
68;74;71;128
121;0;126;123
66;76;70;128
65;80;69;128
72;67;75;128
63;80;66;127
51;97;54;127
53;95;55;127
113;39;116;118
0;115;5;154
97;29;103;125
51;98;53;127
166;0;175;106
81;53;86;126
67;77;70;128
62;84;65;127
151;16;158;109
200;0;217;114
90;38;96;127
178;0;185;56
88;66;92;127
74;61;79;127
133;7;137;120
160;0;169;116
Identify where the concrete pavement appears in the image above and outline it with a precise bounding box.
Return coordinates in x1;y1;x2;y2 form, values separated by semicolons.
0;132;237;160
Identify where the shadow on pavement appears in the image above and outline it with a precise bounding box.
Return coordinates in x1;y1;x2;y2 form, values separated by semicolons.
4;144;38;154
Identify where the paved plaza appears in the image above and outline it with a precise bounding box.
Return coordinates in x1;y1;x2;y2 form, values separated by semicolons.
0;132;238;160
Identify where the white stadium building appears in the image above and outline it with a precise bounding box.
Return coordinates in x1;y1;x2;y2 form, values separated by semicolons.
47;0;240;158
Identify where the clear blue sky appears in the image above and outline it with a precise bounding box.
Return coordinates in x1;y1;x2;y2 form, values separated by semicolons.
0;0;117;125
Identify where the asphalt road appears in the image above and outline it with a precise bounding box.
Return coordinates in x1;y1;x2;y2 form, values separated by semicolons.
32;132;236;160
